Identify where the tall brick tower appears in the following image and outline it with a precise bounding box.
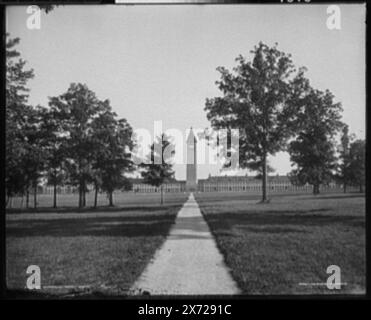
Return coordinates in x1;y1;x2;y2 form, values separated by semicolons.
186;128;197;191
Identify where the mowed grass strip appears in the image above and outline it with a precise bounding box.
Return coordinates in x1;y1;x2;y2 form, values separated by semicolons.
195;193;365;295
7;191;189;212
6;194;188;297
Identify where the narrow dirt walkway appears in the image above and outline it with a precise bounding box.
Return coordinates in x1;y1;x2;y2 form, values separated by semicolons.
130;193;240;295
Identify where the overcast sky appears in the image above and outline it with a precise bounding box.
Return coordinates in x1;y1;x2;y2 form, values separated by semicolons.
6;4;366;180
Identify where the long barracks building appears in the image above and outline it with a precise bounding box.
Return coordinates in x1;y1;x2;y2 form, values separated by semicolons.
40;174;346;195
130;174;344;194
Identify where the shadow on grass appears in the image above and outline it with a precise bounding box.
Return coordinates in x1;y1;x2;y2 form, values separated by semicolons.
167;215;215;240
236;226;309;234
7;213;222;241
6;212;178;238
5;289;242;299
202;209;365;232
195;192;364;204
4;289;130;299
6;204;181;215
297;193;365;201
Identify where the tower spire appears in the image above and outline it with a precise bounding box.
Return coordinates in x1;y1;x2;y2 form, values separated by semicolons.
186;127;197;144
186;127;197;191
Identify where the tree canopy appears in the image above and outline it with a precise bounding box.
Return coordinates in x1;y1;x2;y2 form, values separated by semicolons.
347;139;366;192
6;36;136;209
288;88;343;194
205;42;311;201
48;83;135;207
140;134;175;204
6;34;36;204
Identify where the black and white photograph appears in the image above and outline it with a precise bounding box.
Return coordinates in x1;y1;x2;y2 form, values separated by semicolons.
2;0;367;301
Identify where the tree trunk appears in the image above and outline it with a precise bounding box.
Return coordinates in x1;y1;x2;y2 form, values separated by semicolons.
360;184;363;193
94;184;98;208
313;184;320;195
160;185;164;205
53;181;57;209
343;182;347;193
261;154;268;202
34;183;37;209
26;188;30;209
78;183;83;208
108;192;114;207
78;186;81;208
83;189;86;207
6;195;13;208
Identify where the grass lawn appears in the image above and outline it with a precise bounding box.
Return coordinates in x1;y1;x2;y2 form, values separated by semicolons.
195;192;366;295
6;193;188;297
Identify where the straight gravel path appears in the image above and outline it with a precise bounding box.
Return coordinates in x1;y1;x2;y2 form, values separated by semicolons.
130;193;240;295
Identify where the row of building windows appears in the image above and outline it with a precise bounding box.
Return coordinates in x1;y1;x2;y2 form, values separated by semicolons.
37;182;346;194
132;183;186;193
127;182;343;193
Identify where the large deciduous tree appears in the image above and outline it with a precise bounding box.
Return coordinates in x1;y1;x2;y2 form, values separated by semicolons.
336;124;354;193
348;139;365;193
49;83;107;208
6;34;34;107
91;107;135;207
49;83;135;208
40;107;68;208
5;34;35;205
288;89;343;194
21;105;49;208
140;134;175;204
205;42;309;202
